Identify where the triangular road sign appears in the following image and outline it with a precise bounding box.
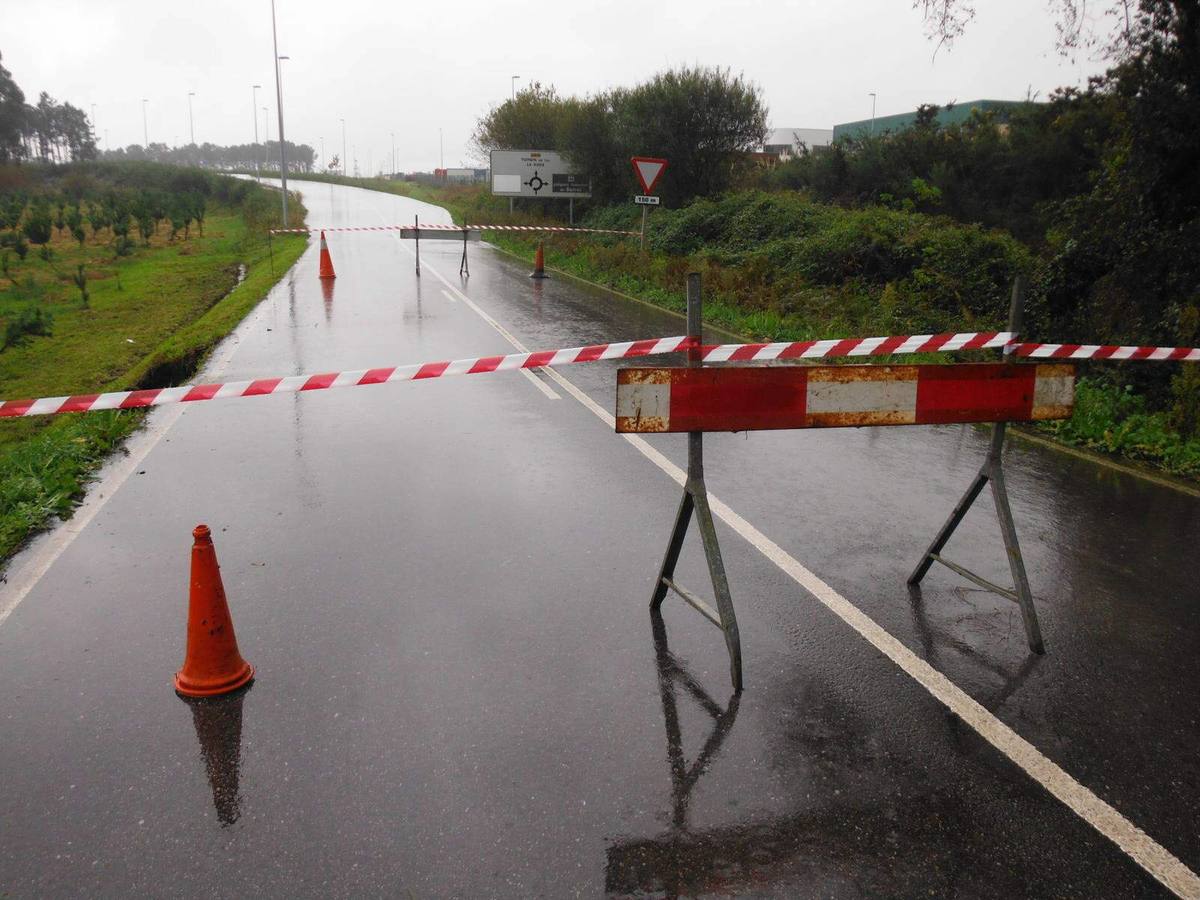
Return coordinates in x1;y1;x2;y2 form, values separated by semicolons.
631;156;668;194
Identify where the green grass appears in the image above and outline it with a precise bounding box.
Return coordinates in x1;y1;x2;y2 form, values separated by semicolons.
0;203;307;565
1037;378;1200;478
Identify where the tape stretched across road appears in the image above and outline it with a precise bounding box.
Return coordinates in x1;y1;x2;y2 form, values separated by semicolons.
270;223;641;236
4;330;1197;420
1012;342;1200;361
0;337;692;419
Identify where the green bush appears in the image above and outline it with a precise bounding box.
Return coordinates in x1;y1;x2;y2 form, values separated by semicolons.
3;305;53;350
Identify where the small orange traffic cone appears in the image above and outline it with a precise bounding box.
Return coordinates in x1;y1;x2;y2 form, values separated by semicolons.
174;525;255;698
318;230;336;280
529;241;549;279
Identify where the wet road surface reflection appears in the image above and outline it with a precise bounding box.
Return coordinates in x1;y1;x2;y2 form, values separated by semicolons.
181;685;250;827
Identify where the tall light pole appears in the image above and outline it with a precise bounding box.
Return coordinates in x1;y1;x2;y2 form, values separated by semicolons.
252;85;261;178
263;106;270;172
187;91;196;145
439;128;443;169
141;98;149;148
390;131;395;178
511;75;520;100
869;92;877;136
90;103;97;145
340;117;346;177
320;136;325;173
270;0;289;227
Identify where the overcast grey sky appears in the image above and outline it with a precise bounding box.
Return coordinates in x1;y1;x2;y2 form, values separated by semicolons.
4;0;1109;172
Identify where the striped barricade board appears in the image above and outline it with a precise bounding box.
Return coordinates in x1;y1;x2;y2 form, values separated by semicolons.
615;363;1075;433
398;227;482;241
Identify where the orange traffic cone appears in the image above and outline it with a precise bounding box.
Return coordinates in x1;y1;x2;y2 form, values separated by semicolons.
174;525;255;698
529;241;548;279
318;230;336;280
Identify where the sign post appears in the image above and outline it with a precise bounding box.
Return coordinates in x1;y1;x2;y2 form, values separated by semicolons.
631;156;667;251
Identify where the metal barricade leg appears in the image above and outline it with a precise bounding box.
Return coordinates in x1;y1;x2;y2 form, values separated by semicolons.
906;277;1045;654
647;273;744;691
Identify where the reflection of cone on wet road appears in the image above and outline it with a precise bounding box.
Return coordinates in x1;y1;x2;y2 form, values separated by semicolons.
183;686;249;826
529;241;548;279
174;524;255;698
318;230;336;280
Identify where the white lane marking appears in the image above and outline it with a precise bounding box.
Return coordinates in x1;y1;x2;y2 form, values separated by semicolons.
368;201;559;401
0;288;273;629
406;237;1200;898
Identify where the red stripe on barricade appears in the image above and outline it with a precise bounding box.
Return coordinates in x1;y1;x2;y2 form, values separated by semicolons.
183;384;220;402
573;344;609;363
777;341;818;359
60;394;101;413
468;356;505;374
414;362;450;380
301;373;338;391
122;389;164;408
524;350;557;368
728;343;769;361
358;368;396;385
246;379;282;396
873;335;910;354
627;339;664;357
2;399;36;416
915;364;1036;425
960;332;999;350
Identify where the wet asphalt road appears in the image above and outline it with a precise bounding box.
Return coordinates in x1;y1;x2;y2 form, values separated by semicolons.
0;180;1197;898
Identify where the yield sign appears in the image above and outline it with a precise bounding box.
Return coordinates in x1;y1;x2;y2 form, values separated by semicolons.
631;156;668;194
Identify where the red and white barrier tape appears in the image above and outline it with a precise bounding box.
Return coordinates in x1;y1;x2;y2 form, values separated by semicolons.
1012;342;1200;361
0;337;691;419
270;223;639;236
6;330;1196;420
699;331;1014;360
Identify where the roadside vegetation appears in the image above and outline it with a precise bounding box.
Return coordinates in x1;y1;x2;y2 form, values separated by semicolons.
0;160;307;564
436;4;1200;481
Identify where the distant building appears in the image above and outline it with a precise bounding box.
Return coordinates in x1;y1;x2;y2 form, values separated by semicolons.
762;128;834;159
832;99;1040;141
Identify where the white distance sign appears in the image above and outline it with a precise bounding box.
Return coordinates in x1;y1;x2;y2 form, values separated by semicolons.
490;150;591;199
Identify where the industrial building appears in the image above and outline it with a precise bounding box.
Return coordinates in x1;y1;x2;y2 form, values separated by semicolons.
832;99;1040;141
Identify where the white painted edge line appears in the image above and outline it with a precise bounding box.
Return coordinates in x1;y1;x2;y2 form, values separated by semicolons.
404;226;1198;897
0;270;295;629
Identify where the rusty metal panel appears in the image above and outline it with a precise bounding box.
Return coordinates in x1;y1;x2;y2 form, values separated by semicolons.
616;369;671;433
615;364;1075;434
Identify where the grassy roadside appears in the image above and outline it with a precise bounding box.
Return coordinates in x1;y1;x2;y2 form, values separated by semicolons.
0;185;307;566
282;174;1200;484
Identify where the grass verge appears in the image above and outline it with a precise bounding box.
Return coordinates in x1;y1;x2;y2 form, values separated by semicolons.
0;200;307;567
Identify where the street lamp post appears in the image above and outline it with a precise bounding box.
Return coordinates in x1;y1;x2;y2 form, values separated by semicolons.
340;118;346;178
141;98;149;148
263;106;270;172
439;128;443;169
252;85;261;178
320;136;325;173
270;0;289;227
869;92;877;136
90;103;97;145
511;75;520;100
390;131;395;178
188;91;196;145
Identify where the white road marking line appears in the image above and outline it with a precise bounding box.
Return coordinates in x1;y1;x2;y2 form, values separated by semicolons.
408;239;1199;898
369;201;559;401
